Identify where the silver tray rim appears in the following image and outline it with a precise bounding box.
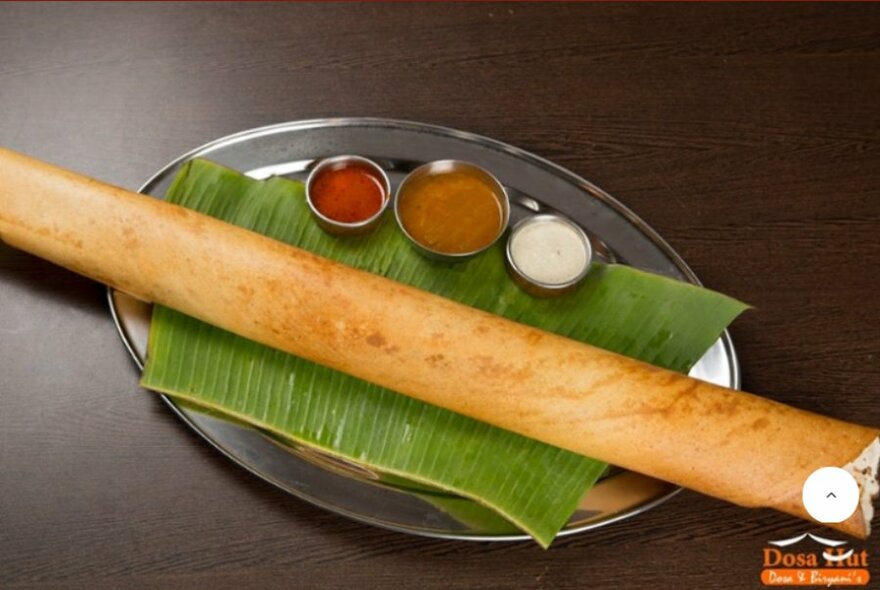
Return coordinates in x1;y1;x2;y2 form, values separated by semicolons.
108;117;740;543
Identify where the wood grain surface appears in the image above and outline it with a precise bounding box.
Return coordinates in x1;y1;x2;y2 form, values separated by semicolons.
1;3;879;589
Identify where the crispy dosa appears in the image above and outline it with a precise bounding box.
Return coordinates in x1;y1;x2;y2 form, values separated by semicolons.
0;148;876;536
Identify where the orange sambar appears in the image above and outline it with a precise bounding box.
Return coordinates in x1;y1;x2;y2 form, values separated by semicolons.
397;168;503;255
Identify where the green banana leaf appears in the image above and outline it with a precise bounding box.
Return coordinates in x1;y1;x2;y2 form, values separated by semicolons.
141;159;748;546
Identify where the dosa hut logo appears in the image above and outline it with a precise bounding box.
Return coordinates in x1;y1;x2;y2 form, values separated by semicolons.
760;533;870;586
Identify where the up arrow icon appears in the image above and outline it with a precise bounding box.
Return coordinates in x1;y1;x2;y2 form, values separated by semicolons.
802;467;859;523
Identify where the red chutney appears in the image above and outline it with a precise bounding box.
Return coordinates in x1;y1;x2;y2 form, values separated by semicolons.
310;163;385;224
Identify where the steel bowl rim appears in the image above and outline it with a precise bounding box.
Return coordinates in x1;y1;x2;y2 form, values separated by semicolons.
505;213;594;292
304;154;391;231
393;158;511;260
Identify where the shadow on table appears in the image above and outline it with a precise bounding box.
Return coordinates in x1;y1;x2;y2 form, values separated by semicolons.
0;241;108;315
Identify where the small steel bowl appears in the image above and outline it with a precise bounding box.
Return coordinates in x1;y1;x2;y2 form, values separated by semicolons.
505;213;593;297
394;160;510;262
306;155;391;236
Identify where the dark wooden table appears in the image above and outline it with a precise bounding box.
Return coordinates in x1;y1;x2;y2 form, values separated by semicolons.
2;3;878;589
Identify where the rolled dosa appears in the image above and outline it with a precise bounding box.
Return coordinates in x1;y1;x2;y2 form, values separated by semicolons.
0;148;877;537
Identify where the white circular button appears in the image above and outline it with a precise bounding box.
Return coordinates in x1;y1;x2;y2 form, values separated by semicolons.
802;467;860;523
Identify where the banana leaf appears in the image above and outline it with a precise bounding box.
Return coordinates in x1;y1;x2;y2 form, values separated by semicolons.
141;159;748;546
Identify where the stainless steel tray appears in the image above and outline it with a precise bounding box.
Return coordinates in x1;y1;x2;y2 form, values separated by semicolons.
109;118;740;542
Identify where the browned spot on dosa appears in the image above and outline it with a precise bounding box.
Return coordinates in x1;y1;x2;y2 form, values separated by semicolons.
524;329;544;345
122;226;139;249
473;355;534;380
710;396;742;417
751;417;770;431
366;332;386;347
425;353;447;366
474;355;508;377
597;380;700;420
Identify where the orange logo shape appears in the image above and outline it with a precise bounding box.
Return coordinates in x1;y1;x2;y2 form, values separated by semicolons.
760;534;870;587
